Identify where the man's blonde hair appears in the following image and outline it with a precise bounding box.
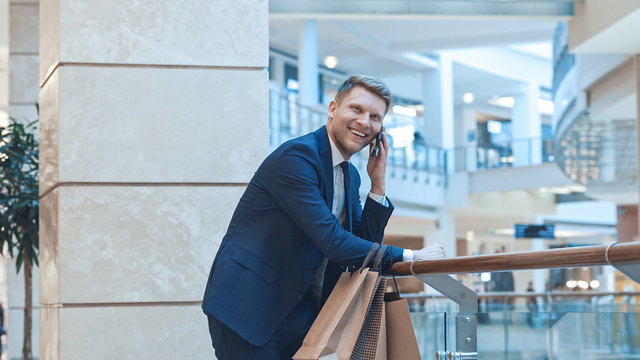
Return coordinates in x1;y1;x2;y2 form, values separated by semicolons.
335;75;392;114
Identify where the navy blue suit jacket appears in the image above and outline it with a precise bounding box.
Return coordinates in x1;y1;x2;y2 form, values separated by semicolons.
202;126;403;346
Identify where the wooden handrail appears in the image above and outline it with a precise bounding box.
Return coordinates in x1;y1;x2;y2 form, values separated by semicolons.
400;291;640;300
391;242;640;276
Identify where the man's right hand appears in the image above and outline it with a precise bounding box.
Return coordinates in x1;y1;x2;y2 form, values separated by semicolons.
413;243;445;260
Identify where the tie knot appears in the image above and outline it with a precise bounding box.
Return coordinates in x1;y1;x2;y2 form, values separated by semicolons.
339;161;349;172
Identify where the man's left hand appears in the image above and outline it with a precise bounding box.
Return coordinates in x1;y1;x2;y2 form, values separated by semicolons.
367;127;389;196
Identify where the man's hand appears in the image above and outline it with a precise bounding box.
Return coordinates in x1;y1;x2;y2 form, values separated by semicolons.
413;243;445;260
367;127;389;196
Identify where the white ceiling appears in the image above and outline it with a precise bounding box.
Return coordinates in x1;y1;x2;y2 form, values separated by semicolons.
270;18;557;104
452;62;524;104
270;18;558;77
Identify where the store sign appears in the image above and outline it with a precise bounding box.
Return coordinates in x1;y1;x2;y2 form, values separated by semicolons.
514;224;555;239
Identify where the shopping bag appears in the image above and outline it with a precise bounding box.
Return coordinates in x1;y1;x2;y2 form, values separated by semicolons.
349;275;387;360
384;285;421;359
333;271;379;359
375;304;387;360
294;244;384;360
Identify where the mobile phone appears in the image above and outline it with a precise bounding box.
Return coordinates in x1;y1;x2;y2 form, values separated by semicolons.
369;126;383;157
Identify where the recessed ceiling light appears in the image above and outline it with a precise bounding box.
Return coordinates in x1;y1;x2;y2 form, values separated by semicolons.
324;56;338;69
462;92;474;104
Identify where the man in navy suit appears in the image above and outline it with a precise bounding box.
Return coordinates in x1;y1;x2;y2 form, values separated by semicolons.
202;75;444;359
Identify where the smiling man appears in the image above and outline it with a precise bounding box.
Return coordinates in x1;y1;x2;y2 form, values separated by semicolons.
202;75;444;359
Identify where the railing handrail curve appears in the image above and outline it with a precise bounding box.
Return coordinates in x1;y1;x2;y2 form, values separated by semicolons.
391;242;640;276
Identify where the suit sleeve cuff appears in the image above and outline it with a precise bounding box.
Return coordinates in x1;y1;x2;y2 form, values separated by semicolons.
368;192;388;207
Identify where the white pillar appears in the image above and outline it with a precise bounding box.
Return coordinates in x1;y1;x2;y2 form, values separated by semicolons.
298;20;319;107
0;1;8;120
7;0;39;125
270;54;286;90
461;106;477;172
512;82;542;167
424;209;457;259
636;55;640;231
423;54;454;173
7;1;40;359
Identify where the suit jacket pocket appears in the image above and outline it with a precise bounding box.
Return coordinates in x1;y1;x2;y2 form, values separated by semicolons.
231;249;276;285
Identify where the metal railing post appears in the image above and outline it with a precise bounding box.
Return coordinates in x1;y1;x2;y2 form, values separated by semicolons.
606;242;640;283
419;274;478;360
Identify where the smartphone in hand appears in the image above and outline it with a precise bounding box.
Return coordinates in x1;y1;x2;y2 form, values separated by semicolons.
369;127;383;157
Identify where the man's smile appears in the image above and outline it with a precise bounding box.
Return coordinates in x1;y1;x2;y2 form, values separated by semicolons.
349;128;366;138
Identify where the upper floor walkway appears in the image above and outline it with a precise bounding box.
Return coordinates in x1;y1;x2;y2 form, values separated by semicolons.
270;85;576;212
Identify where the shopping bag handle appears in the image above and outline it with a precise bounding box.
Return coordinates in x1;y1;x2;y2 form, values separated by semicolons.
355;243;381;274
371;244;389;272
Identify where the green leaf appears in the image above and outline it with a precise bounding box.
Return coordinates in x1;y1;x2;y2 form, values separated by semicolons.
1;112;40;271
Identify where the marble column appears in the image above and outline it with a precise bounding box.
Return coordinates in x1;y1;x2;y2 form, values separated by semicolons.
38;1;268;359
7;1;40;359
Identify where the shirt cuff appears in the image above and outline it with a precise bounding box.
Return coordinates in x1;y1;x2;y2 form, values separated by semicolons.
403;249;414;262
368;192;388;207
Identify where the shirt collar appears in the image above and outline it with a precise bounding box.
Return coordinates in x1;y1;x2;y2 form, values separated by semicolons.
327;132;347;167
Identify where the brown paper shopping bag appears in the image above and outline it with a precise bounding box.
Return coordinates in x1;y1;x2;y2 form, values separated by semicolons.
384;291;421;360
375;304;387;360
294;244;384;360
349;275;387;360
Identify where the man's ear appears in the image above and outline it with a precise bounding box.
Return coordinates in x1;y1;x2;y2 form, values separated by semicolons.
327;100;337;121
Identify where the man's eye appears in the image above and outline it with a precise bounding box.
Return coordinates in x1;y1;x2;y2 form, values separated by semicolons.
353;106;360;111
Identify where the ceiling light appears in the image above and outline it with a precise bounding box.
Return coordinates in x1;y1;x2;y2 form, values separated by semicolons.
481;273;491;282
324;56;338;69
578;280;589;290
463;93;474;104
489;96;515;108
590;280;600;289
566;280;577;289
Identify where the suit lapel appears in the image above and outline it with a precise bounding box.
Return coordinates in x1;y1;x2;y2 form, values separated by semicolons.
315;126;334;211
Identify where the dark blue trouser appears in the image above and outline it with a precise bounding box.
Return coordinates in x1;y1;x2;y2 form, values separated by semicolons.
206;291;316;360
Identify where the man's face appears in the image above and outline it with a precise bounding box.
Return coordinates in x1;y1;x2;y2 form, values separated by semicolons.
326;86;386;160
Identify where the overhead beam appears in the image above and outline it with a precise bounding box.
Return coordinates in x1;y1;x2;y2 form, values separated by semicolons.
270;1;575;20
444;47;552;87
389;29;554;53
326;20;437;70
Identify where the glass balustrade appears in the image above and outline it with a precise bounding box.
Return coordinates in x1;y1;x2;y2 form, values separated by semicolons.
408;299;640;359
270;90;556;179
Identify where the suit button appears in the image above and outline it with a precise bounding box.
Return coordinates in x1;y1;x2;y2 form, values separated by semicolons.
296;293;303;300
